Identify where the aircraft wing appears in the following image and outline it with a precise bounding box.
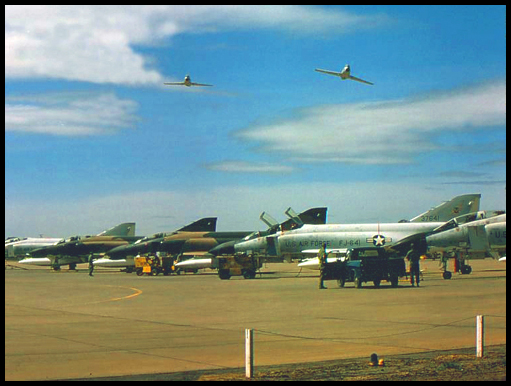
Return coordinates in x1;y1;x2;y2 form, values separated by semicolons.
315;68;341;77
163;82;186;86
190;82;213;87
348;75;374;85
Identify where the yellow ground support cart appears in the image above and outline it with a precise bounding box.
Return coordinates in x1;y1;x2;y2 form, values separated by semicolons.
213;253;263;280
134;255;176;276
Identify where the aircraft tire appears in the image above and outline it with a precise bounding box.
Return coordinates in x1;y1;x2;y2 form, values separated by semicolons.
136;269;143;276
354;277;363;288
390;277;399;287
442;271;452;280
218;269;231;280
460;265;472;275
373;280;381;287
337;278;346;288
243;270;256;279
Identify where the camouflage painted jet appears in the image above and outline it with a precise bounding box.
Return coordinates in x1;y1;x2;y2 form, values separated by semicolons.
95;208;328;271
19;222;139;270
174;207;329;272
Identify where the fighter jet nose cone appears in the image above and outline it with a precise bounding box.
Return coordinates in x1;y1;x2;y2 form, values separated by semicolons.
209;241;236;256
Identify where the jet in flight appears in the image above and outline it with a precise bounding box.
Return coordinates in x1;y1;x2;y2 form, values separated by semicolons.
315;64;374;85
163;75;213;87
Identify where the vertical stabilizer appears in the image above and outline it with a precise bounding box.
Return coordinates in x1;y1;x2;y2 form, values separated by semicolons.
98;222;136;237
178;217;217;232
409;194;481;223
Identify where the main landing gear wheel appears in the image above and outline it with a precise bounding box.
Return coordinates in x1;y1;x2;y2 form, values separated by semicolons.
442;271;452;280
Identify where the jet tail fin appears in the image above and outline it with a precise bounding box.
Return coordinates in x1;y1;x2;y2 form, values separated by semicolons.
281;207;328;231
409;194;481;223
178;217;217;232
97;222;136;237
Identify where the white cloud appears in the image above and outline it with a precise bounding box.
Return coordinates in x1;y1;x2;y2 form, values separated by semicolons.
236;81;507;165
5;5;389;85
205;160;296;174
5;93;138;136
5;182;506;237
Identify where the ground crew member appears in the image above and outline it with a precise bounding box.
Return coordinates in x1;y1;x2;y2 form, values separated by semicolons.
52;255;60;271
318;242;328;289
406;243;421;287
88;254;94;277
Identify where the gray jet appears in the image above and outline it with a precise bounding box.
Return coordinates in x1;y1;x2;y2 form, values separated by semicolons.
426;211;506;277
164;74;213;87
315;64;374;85
212;194;482;261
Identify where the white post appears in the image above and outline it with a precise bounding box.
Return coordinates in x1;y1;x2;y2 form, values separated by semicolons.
245;328;254;378
476;315;484;358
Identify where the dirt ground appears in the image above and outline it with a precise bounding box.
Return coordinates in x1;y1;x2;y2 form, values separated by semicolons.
82;345;505;381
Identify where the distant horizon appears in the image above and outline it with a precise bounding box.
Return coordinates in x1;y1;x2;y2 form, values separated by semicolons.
5;5;506;237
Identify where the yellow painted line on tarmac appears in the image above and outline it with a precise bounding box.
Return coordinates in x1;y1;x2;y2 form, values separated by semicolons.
95;286;143;303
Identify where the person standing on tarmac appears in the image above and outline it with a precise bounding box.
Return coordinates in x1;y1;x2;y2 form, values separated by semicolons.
318;242;328;289
88;254;94;277
406;243;421;287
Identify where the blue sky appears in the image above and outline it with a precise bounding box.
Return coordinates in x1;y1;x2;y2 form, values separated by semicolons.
5;5;506;237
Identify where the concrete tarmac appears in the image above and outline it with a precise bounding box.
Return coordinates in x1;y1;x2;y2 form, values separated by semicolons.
5;259;506;381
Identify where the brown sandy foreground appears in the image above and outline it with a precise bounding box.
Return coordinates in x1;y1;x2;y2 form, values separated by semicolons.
75;345;506;381
6;259;506;381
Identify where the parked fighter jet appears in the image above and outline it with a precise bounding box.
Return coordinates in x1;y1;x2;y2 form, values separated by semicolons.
100;217;219;260
19;222;139;270
208;207;328;257
163;74;213;87
426;211;506;277
5;236;61;259
96;208;328;272
210;194;481;258
315;64;373;85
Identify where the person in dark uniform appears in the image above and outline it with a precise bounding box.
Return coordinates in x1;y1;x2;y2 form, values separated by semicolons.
406;243;421;287
318;242;328;289
88;254;94;277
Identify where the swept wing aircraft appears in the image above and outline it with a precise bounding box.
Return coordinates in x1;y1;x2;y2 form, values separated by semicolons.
163;74;213;87
19;222;139;269
176;207;329;272
96;208;328;271
211;194;481;260
315;64;373;85
209;207;328;257
5;236;61;259
426;211;506;276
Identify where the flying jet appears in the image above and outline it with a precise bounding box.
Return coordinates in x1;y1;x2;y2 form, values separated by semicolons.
426;211;506;277
163;75;213;87
5;236;61;259
19;222;139;270
315;64;374;85
210;194;481;259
